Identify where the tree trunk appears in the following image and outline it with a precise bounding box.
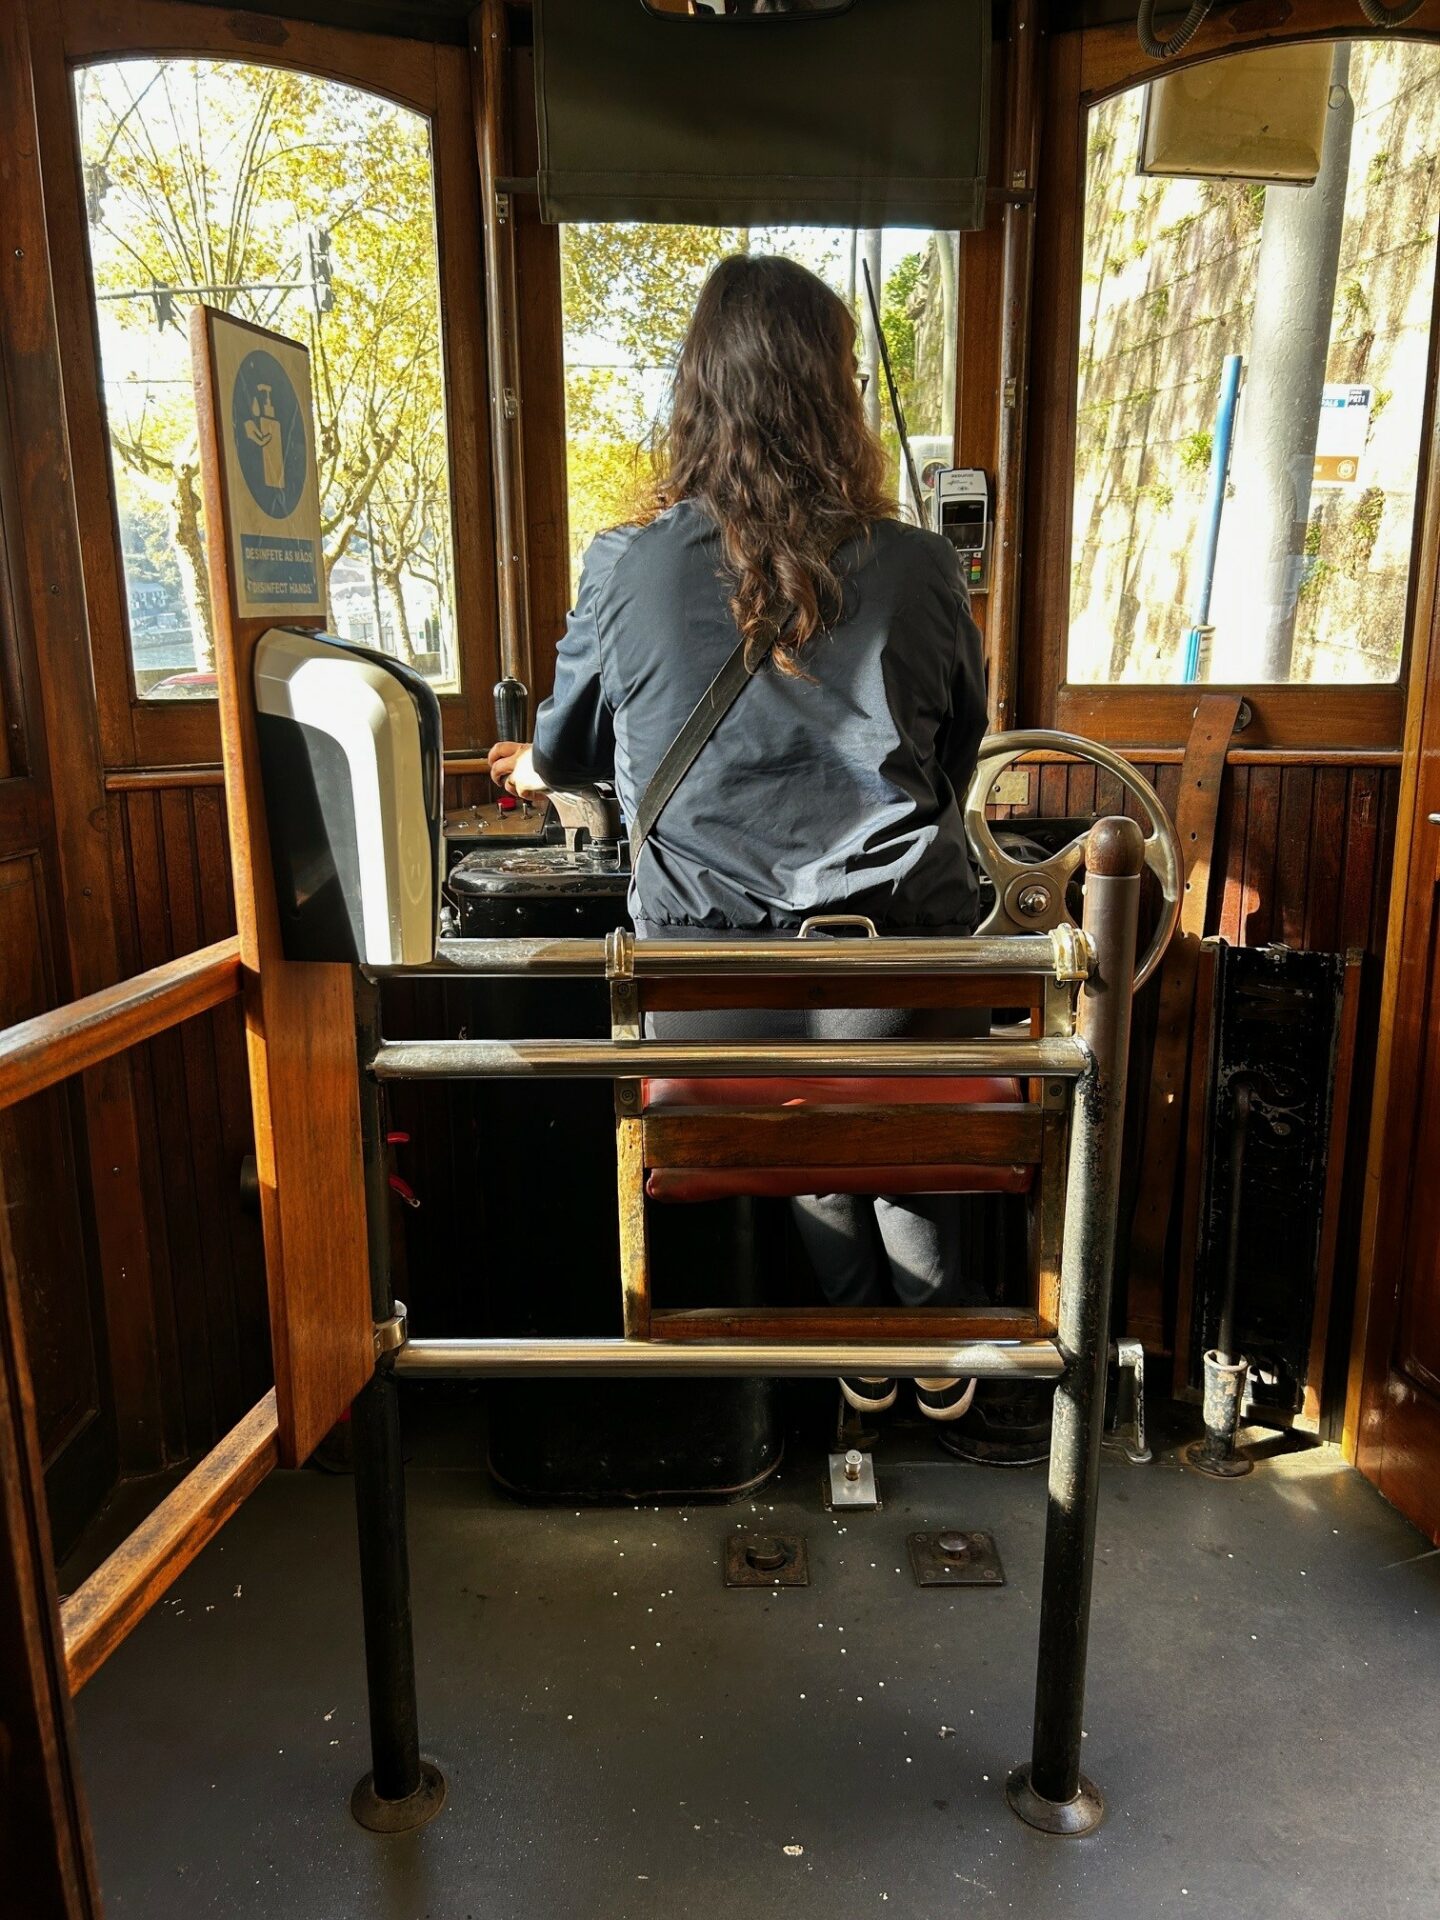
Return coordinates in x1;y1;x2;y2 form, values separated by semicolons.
1210;47;1354;684
366;504;386;650
379;570;418;666
171;460;214;672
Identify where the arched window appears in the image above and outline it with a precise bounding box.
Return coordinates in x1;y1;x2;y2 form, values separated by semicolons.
46;3;492;765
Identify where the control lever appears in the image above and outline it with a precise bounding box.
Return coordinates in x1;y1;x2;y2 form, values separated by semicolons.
493;674;528;741
492;675;530;815
490;672;620;848
547;787;623;850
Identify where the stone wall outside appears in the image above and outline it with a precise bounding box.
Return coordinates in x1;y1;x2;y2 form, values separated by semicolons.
1069;42;1440;687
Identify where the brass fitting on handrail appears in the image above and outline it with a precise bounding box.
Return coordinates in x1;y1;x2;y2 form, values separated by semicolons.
373;1300;408;1363
1048;925;1095;983
604;929;635;979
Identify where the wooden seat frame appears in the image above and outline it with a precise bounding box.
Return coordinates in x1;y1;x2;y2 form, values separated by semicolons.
618;967;1067;1351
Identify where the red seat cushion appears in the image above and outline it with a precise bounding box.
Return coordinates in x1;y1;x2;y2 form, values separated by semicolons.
642;1076;1036;1201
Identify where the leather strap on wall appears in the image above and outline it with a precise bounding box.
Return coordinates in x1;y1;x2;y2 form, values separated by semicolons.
1126;691;1243;1351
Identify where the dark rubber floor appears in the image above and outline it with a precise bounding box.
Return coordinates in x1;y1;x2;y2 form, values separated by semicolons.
71;1398;1440;1919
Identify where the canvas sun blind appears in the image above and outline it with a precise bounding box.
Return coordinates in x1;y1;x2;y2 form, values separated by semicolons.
532;0;991;231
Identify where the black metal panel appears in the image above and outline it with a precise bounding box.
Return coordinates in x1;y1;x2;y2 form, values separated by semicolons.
388;840;782;1502
1186;942;1345;1422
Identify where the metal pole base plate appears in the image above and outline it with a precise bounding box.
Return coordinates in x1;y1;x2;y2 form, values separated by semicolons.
827;1447;879;1509
1182;1439;1254;1479
351;1759;447;1833
1005;1763;1105;1836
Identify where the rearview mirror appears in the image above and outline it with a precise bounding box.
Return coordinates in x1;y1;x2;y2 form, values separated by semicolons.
643;0;853;18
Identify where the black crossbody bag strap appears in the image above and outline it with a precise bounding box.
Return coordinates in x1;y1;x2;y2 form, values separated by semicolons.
629;634;772;862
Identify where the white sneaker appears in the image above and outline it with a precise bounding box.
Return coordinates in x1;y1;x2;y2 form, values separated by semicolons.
914;1376;978;1423
840;1375;898;1414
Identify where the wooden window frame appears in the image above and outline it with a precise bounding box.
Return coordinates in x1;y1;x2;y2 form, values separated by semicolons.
1019;7;1440;753
28;0;499;770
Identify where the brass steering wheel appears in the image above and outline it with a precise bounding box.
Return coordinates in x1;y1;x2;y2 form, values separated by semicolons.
964;729;1183;991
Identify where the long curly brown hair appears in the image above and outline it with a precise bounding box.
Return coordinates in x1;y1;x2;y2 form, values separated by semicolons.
641;254;897;675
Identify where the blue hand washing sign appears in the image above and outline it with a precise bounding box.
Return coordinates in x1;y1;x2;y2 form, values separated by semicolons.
232;349;307;518
230;347;319;605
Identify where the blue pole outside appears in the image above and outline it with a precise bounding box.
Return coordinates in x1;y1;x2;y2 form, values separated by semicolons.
1183;352;1243;683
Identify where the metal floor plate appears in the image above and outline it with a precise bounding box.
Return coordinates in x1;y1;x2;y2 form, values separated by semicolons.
907;1529;1005;1587
724;1531;810;1587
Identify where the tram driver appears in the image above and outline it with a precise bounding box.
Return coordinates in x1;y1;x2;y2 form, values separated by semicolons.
489;255;989;1431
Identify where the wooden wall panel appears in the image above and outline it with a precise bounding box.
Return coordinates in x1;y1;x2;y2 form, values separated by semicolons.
993;759;1399;1366
105;787;269;1464
989;761;1399;959
0;851;112;1556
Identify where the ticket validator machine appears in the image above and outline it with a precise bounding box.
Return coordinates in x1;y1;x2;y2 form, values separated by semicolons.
252;627;444;966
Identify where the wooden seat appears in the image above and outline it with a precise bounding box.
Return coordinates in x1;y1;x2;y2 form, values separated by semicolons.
608;960;1066;1344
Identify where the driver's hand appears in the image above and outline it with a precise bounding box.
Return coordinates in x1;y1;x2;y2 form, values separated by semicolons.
486;741;545;798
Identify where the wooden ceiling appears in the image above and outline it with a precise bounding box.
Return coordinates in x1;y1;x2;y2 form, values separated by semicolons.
185;0;480;47
164;1;1152;50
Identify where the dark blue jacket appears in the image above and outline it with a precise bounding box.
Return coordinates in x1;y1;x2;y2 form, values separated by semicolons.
531;499;988;934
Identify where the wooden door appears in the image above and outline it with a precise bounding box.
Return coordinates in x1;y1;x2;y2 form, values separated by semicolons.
0;369;117;1561
1350;532;1440;1540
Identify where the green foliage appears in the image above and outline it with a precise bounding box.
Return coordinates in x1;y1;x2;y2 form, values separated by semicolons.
562;367;655;572
1343;488;1386;573
1339;277;1372;336
880;250;922;396
1157;211;1198;248
1299;557;1335;601
559;226;952;572
1087;126;1114;173
1178;429;1213;475
561;222;748;371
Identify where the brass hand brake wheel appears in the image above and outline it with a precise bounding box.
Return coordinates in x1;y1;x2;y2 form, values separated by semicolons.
964;729;1183;991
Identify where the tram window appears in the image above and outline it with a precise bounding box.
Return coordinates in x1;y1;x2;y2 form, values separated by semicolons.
75;62;459;700
1067;40;1440;689
559;225;959;591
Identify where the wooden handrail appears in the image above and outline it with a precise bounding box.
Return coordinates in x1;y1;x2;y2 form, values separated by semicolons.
0;937;243;1113
61;1390;280;1694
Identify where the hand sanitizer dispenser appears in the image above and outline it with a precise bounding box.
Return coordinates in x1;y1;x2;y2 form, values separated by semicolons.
253;627;442;965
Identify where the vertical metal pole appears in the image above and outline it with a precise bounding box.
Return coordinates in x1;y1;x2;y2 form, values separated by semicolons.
986;0;1042;733
1008;818;1144;1836
1182;352;1243;684
472;0;533;691
349;975;446;1833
